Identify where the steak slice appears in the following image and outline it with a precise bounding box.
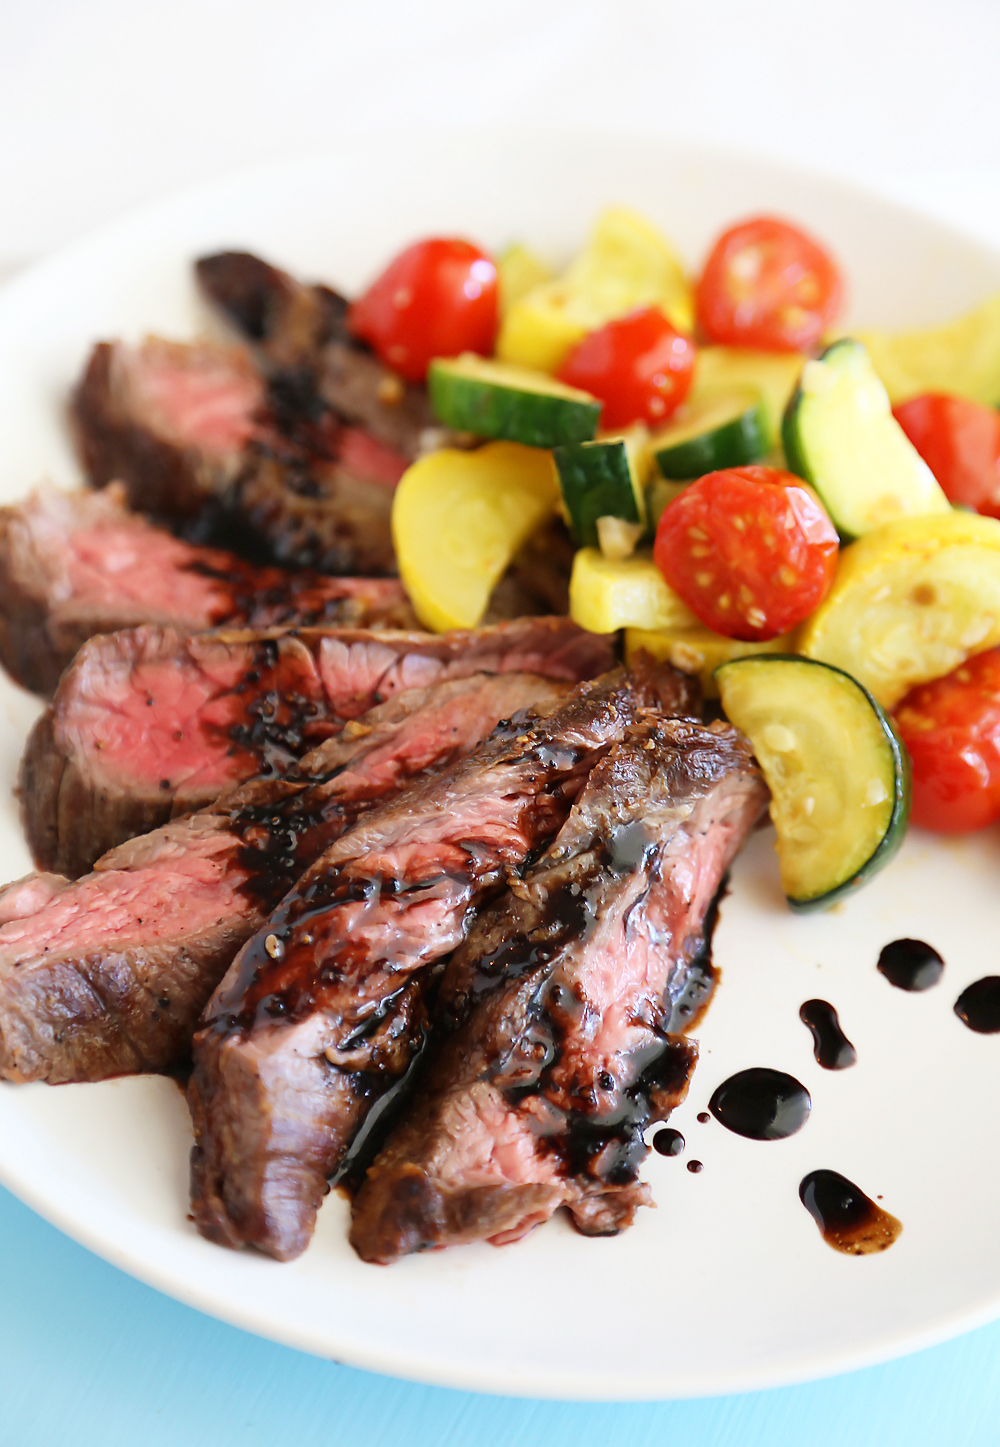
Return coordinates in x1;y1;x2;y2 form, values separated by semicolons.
187;663;699;1262
349;715;768;1264
0;670;564;1084
71;335;408;575
21;616;613;877
0;484;417;696
196;251;435;460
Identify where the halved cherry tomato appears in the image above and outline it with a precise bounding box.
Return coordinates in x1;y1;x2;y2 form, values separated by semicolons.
653;465;839;640
695;216;844;353
894;649;1000;832
555;307;695;429
348;238;498;383
892;393;1000;517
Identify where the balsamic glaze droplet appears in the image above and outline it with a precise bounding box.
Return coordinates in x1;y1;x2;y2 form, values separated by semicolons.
696;1111;710;1124
799;999;857;1070
686;1160;703;1174
954;976;1000;1034
799;1170;902;1254
709;1068;811;1140
652;1128;685;1158
877;938;944;991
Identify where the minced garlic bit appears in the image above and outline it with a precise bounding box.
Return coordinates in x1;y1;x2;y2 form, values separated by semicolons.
596;514;643;561
264;933;285;960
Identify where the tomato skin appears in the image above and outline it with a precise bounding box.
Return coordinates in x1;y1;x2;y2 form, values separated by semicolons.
348;238;498;383
695;216;844;352
653;465;839;640
555;307;695;429
892;393;1000;517
894;650;1000;832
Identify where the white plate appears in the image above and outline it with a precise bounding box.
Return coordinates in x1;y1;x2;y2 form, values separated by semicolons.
1;131;1000;1401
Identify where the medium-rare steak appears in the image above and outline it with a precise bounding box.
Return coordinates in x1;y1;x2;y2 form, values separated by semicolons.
21;616;613;877
196;251;435;461
349;714;768;1264
0;484;416;696
187;663;699;1262
0;670;565;1084
71;334;407;576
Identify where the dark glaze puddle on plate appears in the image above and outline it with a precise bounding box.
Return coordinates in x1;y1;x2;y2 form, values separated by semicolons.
799;1170;902;1255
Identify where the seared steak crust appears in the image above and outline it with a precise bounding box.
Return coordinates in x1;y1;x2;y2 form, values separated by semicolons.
0;671;565;1084
0;484;416;696
187;664;696;1262
349;715;768;1264
21;617;614;878
196;251;434;460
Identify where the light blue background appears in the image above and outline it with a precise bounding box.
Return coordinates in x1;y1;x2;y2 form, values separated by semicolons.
4;1181;999;1447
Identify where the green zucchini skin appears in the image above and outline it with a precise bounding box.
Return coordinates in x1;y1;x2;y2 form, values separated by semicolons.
428;356;601;447
715;653;911;912
554;439;641;547
654;398;767;479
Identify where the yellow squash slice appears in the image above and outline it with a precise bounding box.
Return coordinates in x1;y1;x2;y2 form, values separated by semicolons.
856;293;1000;406
569;548;697;634
625;625;798;697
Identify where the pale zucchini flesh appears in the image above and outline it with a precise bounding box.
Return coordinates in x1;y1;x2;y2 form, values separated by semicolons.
428;354;600;448
782;338;950;538
716;655;910;910
652;389;767;479
691;347;805;450
554;433;648;548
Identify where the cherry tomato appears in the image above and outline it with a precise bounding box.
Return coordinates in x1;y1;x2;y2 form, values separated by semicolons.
892;393;1000;517
894;649;1000;832
695;216;844;353
555;307;695;429
348;238;498;383
653;465;839;640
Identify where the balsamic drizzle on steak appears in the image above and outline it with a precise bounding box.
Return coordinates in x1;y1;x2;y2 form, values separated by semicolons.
0;670;568;1085
21;616;613;878
186;663;699;1262
349;714;767;1264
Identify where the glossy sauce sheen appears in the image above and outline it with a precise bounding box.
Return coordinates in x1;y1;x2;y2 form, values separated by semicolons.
799;999;856;1070
954;976;1000;1033
799;1170;902;1254
877;938;944;991
708;1068;811;1140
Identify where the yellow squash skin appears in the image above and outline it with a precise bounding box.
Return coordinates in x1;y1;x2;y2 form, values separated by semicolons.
391;442;560;633
626;625;798;698
856;293;1000;406
569;548;696;634
496;208;693;374
798;512;1000;708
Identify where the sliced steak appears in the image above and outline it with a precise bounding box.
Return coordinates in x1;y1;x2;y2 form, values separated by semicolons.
349;715;768;1264
0;670;564;1084
21;616;614;878
0;484;417;696
196;250;435;460
187;663;698;1262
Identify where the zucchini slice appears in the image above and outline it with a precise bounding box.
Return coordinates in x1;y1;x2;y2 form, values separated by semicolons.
391;441;560;632
645;476;690;531
554;432;648;547
716;655;910;911
428;354;600;448
856;293;1000;407
652;389;767;479
692;347;805;449
798;511;1000;708
625;624;798;698
782;338;950;538
569;548;697;634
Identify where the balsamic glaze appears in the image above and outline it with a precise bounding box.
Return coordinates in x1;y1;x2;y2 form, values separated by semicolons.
686;1160;703;1174
708;1068;811;1140
954;976;1000;1034
652;1128;685;1157
800;999;857;1070
799;1170;902;1255
696;1111;710;1124
877;938;944;991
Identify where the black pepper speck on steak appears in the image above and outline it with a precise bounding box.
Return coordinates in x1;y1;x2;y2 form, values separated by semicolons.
187;662;700;1262
21;615;612;879
0;484;416;696
196;251;435;461
349;714;768;1264
0;669;568;1084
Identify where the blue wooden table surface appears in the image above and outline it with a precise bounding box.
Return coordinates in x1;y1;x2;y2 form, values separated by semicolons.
4;1181;999;1447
